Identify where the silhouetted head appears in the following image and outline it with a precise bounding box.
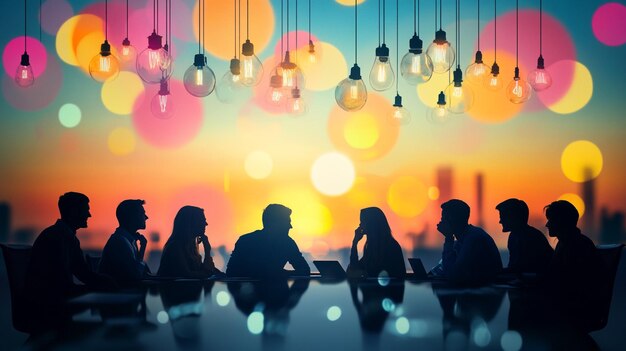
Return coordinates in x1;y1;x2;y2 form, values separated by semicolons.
170;206;207;242
440;199;471;234
544;200;579;238
58;192;91;230
116;199;148;232
496;198;529;232
262;204;292;236
359;207;393;241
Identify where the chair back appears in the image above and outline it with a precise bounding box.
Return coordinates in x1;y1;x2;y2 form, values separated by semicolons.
593;244;624;330
0;244;32;332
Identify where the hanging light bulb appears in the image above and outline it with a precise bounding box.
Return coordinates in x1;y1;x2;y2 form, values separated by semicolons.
151;78;175;119
280;51;304;90
426;29;455;74
15;52;34;87
217;58;245;103
336;64;367;111
308;40;317;63
428;91;450;123
466;50;489;84
369;44;395;91
445;67;474;113
266;70;286;107
392;94;411;125
401;34;433;85
528;55;552;91
183;53;216;97
89;40;120;82
240;39;263;86
120;38;137;65
483;62;503;90
286;87;307;116
507;67;532;103
136;31;171;84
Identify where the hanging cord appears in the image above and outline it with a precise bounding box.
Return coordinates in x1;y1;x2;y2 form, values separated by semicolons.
105;0;108;40
378;0;381;46
439;0;442;30
456;0;459;68
434;0;437;32
246;0;250;40
238;0;241;59
382;0;386;43
126;0;129;38
39;0;41;42
165;0;169;47
281;0;284;57
234;0;237;57
156;0;159;33
153;0;156;31
286;0;290;52
515;0;518;67
477;0;480;50
169;0;172;48
395;0;399;94
539;0;543;56
355;0;358;64
203;0;206;53
308;0;311;43
413;0;416;34
295;0;299;87
197;0;201;53
494;0;497;62
24;0;27;52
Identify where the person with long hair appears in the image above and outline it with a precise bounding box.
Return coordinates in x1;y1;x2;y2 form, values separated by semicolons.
347;207;405;278
158;206;223;278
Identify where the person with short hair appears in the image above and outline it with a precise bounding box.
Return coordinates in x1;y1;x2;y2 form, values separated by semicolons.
99;199;150;285
226;204;310;278
496;198;553;275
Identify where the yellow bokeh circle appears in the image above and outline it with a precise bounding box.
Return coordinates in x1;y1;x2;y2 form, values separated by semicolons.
296;42;348;91
76;31;119;74
244;150;274;179
558;193;586;217
561;140;603;183
335;0;366;5
428;186;440;201
268;186;333;237
548;61;593;115
108;127;136;155
343;112;380;149
56;14;103;66
101;72;145;115
387;176;428;218
311;152;356;196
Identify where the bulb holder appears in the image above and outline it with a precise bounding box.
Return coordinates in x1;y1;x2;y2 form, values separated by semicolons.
434;29;447;44
436;91;446;105
409;34;423;54
242;39;254;56
270;74;283;88
158;79;170;95
474;50;483;64
282;52;297;69
148;31;163;50
375;44;390;61
490;62;500;75
453;67;463;86
309;40;315;54
20;52;30;66
349;64;362;80
230;58;241;75
393;94;403;107
194;53;206;68
99;40;112;56
514;66;520;79
536;55;545;69
291;87;301;98
122;37;131;46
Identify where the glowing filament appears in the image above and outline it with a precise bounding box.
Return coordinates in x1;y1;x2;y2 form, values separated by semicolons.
411;55;422;74
122;46;130;56
99;56;111;72
309;53;317;64
393;108;403;119
376;64;386;82
512;80;523;97
148;50;159;69
489;76;499;87
195;69;203;86
271;89;282;102
243;58;254;79
282;69;295;87
20;68;28;79
535;71;547;84
435;105;446;117
232;74;240;83
432;44;447;65
350;84;358;99
452;86;463;98
159;94;168;113
292;98;302;112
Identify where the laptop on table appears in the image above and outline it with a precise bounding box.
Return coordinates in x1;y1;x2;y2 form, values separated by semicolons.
313;260;347;279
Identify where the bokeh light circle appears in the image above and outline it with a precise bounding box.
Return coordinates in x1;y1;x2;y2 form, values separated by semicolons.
387;176;428;218
2;53;62;111
561;140;603;183
311;152;356;196
101;71;145;115
327;306;342;321
343;113;379;149
297;42;348;91
41;0;74;35
592;3;626;46
216;291;231;307
247;312;264;334
108;127;136;156
428;186;440;201
56;14;103;66
558;193;586;217
58;103;81;128
244;150;274;179
3;37;48;79
500;330;523;351
543;61;593;115
268;186;333;237
335;0;366;5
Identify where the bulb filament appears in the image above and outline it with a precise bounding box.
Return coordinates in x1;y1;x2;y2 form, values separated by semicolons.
100;56;111;72
148;51;160;69
159;94;168;113
243;58;254;79
512;81;523;97
196;69;203;86
411;55;422;74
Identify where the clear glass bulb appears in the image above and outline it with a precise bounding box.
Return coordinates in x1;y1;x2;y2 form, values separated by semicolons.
400;52;433;85
89;53;120;82
216;71;245;103
183;55;216;97
286;89;307;116
444;83;474;114
15;64;34;87
120;39;137;66
137;47;171;83
528;68;552;91
335;78;367;111
426;40;455;74
506;76;532;104
151;91;175;119
369;55;395;91
392;106;411;125
484;73;503;90
465;62;489;85
281;66;304;90
308;41;318;64
266;72;286;107
428;103;450;123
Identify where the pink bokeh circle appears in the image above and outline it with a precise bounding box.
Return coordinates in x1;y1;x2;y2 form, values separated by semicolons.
592;3;626;46
537;59;579;108
41;0;74;35
132;79;204;149
2;51;62;111
479;10;576;109
3;36;48;79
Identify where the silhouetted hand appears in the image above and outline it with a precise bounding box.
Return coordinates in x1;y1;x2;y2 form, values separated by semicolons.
199;235;211;251
137;234;148;248
437;221;454;238
353;227;365;244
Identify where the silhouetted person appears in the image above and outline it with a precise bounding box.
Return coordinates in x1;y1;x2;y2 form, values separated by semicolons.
226;204;310;278
349;279;405;334
347;207;405;278
158;206;224;278
99;199;150;286
434;199;502;285
23;192;115;331
496;198;553;275
543;200;608;330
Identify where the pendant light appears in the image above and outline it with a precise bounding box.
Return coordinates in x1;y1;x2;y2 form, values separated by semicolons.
137;0;172;84
426;0;455;74
266;0;286;107
241;0;263;86
152;0;174;118
369;0;394;91
400;0;433;85
15;0;34;87
286;0;306;116
528;0;552;91
307;0;317;64
506;0;532;103
483;0;502;90
217;0;245;103
445;0;474;114
428;90;450;122
183;0;216;97
120;0;137;66
391;0;410;125
335;0;367;111
280;0;304;92
465;0;489;84
89;0;120;82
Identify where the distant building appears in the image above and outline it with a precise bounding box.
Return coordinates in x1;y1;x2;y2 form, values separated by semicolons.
476;173;484;228
437;167;453;205
599;208;625;244
0;202;10;243
581;168;596;239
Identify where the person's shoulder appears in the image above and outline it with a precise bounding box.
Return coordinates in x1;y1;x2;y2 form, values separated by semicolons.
34;222;66;244
469;225;492;239
235;230;262;243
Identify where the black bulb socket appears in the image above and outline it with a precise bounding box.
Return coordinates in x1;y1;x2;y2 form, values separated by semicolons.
20;52;30;66
194;53;206;68
434;29;447;44
490;62;500;75
376;44;390;62
158;79;170;95
514;66;520;79
409;34;423;54
436;91;446;105
242;40;255;56
230;58;241;75
349;64;362;80
537;55;545;69
393;94;403;107
309;40;315;54
453;67;463;87
148;31;163;50
122;38;131;46
291;87;301;99
474;50;483;64
100;40;112;57
270;74;283;88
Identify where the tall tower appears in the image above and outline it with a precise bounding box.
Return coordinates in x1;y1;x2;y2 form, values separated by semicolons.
476;173;484;228
437;167;453;205
581;168;596;239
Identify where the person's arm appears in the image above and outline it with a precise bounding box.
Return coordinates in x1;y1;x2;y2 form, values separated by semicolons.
347;227;365;277
441;236;457;276
226;239;243;276
286;239;310;276
70;238;116;291
137;234;148;261
199;235;217;273
106;236;147;282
